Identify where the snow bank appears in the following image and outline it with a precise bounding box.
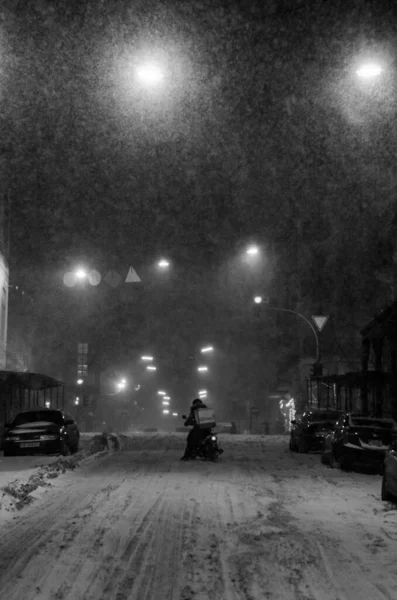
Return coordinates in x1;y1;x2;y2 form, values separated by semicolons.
0;433;115;520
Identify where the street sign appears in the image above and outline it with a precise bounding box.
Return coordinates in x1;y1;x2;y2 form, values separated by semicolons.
125;266;141;283
312;315;329;332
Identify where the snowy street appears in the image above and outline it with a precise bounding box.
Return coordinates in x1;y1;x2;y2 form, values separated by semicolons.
0;433;396;600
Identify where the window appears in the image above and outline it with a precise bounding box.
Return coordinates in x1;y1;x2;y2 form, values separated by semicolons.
77;342;88;379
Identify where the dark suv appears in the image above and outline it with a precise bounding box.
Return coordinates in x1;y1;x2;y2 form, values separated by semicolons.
290;409;342;453
2;409;80;456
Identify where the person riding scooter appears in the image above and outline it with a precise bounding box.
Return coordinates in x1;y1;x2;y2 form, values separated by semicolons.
180;398;212;461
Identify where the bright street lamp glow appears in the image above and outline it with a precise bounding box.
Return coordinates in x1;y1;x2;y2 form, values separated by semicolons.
172;412;178;417
136;63;164;86
141;356;154;361
199;392;207;397
163;409;170;414
162;400;170;406
120;378;126;384
146;365;157;371
164;396;171;400
116;381;126;390
254;296;263;304
158;391;166;395
198;390;207;395
158;259;170;268
356;63;383;79
198;366;208;372
77;378;84;385
246;245;259;256
201;346;214;354
75;268;87;280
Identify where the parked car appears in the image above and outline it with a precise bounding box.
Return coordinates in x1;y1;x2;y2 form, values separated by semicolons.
322;413;397;472
382;440;397;501
2;409;80;456
290;409;342;453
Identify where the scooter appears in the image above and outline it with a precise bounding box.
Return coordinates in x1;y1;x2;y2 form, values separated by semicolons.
182;415;224;461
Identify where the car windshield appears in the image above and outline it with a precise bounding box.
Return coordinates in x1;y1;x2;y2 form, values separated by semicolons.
12;411;63;427
350;417;397;430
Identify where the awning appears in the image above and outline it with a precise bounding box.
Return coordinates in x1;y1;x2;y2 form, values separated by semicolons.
0;371;63;390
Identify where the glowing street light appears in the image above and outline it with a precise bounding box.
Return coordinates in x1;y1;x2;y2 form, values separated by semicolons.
197;366;208;372
201;346;214;354
162;400;170;406
146;365;157;371
163;409;170;414
116;380;126;391
158;259;170;269
136;63;164;86
164;395;171;400
74;397;80;406
254;296;263;304
77;378;84;385
141;355;154;361
246;245;259;256
198;390;207;395
356;63;383;79
172;412;178;417
157;391;166;396
75;268;87;280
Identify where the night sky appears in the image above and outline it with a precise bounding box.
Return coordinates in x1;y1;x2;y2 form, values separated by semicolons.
3;0;397;417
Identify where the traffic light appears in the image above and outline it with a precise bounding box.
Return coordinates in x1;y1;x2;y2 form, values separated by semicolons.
311;362;323;377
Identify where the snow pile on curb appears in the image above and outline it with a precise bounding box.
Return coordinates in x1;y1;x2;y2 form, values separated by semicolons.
0;433;119;514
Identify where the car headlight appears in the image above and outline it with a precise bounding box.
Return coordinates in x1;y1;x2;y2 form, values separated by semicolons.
4;436;19;441
211;436;217;441
39;434;59;441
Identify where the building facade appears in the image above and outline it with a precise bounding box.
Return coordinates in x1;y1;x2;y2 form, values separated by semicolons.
0;194;9;368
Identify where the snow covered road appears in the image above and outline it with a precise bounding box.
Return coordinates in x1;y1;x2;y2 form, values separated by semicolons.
0;433;396;600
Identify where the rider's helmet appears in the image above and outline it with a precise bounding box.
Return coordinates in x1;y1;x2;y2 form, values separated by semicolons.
192;398;204;406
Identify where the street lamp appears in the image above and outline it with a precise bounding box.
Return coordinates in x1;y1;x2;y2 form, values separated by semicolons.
253;296;320;362
164;395;171;400
75;268;87;280
136;63;164;86
116;380;126;391
158;259;170;269
172;412;178;417
246;245;259;256
77;378;84;385
163;409;170;414
157;390;166;395
356;63;383;79
146;365;157;371
200;346;214;354
197;366;208;372
162;400;170;406
141;356;154;361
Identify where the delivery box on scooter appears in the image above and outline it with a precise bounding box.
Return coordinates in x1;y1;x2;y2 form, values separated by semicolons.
194;407;216;429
